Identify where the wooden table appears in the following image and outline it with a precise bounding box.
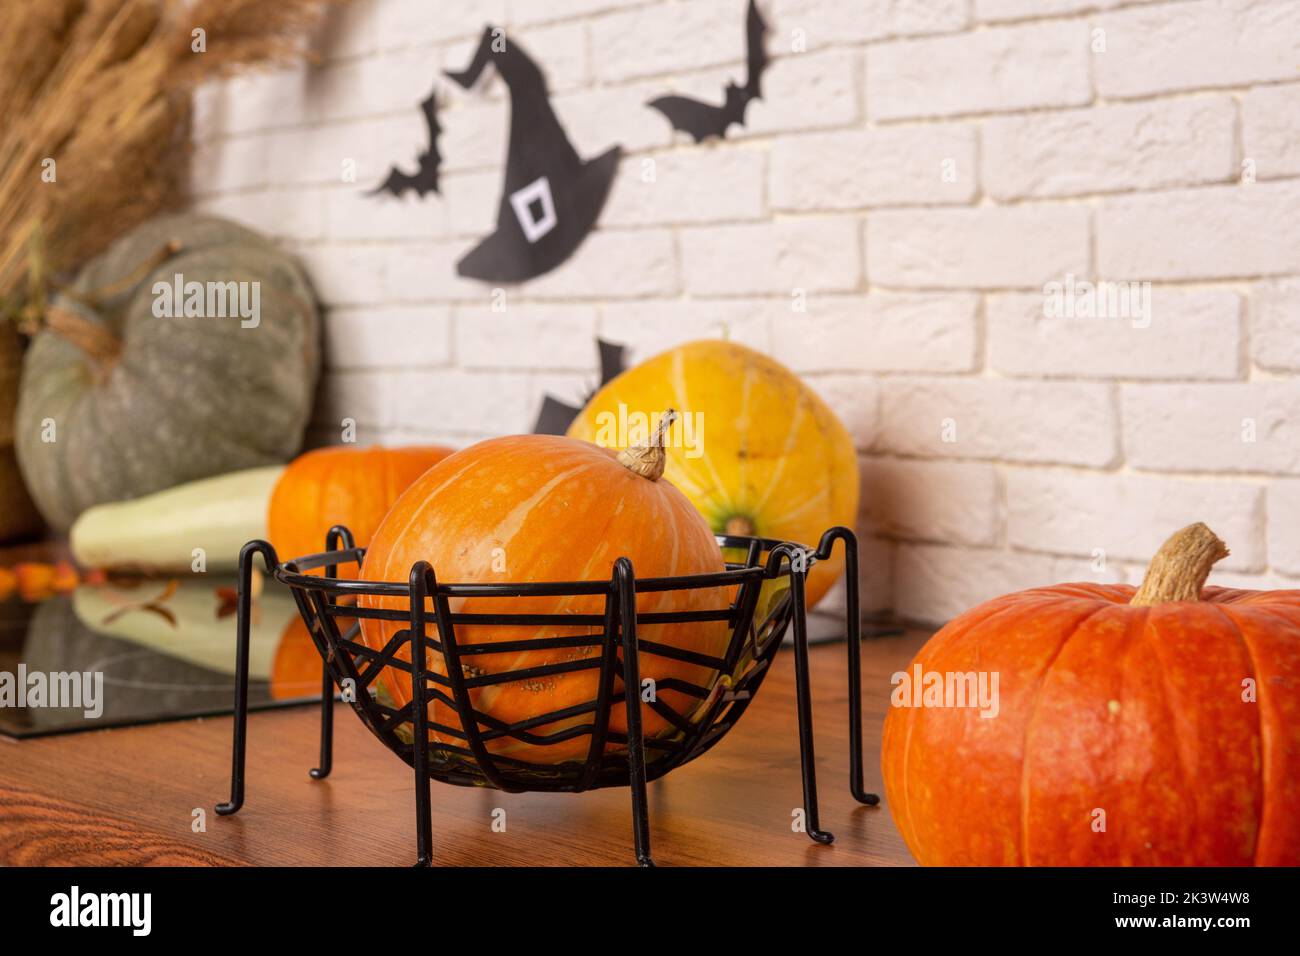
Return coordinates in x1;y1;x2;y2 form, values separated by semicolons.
2;630;929;867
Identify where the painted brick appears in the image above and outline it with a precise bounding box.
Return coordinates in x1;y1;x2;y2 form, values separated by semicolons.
313;369;400;434
803;374;881;451
435;99;511;173
975;0;1128;20
297;243;393;307
1122;382;1300;474
1242;82;1300;180
1095;0;1300;99
454;306;600;368
982;97;1236;201
194;189;324;243
861;458;1001;546
603;149;766;226
508;0;645;26
190;135;270;196
772;0;969;48
203;66;309;136
1202;568;1300;591
649;49;861;140
525;229;679;299
866;21;1091;121
680;218;862;295
591;0;749;83
987;288;1241;379
390;368;536;434
384;239;498;301
1267;479;1300;575
371;0;506;49
1096;182;1300;281
1252;280;1300;371
745;49;861;136
506;21;591;92
320;168;498;242
268;114;461;189
896;543;1125;626
815;533;896;617
554;82;672;155
772;293;979;373
596;301;775;361
1005;470;1265;571
877;379;1118;467
770;125;977;210
867;204;1091;290
323;306;453;369
316;0;380;61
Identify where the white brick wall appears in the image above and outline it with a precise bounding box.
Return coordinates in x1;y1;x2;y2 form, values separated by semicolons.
193;0;1300;625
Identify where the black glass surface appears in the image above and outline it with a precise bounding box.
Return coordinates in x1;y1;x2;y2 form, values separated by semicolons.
0;575;320;738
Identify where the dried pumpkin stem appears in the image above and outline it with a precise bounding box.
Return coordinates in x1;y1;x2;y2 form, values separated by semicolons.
617;408;678;482
44;304;121;373
1129;522;1229;606
37;238;183;380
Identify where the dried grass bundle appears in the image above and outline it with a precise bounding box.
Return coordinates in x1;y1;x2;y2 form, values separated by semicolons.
0;0;337;324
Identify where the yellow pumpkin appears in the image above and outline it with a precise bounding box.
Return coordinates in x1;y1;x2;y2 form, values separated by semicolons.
567;340;859;606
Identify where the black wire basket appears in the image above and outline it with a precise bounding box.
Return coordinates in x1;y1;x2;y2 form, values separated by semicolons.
216;525;877;866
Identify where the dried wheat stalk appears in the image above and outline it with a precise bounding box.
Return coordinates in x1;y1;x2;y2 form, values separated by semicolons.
0;0;337;324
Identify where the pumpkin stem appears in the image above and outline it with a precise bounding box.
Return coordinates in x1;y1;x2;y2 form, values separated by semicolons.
1130;522;1229;606
617;408;677;482
44;305;122;377
38;238;183;381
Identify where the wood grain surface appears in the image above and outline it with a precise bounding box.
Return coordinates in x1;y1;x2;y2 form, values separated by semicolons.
2;630;929;867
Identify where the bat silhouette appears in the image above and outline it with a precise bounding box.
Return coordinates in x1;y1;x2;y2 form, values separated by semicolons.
647;0;768;142
533;339;626;435
370;87;442;198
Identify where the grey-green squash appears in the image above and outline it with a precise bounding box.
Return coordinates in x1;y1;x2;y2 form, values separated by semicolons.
15;214;320;531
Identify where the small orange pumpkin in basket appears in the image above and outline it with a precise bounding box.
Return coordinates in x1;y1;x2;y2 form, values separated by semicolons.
358;427;729;765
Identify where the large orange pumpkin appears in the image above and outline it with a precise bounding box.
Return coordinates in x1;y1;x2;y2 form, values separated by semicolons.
358;432;729;765
882;523;1300;866
267;445;453;571
567;340;859;608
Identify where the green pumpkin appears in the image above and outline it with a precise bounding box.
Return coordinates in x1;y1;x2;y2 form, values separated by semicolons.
15;214;320;530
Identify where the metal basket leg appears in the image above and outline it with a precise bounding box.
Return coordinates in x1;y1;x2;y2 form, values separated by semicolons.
409;562;436;867
788;557;834;846
614;558;654;867
309;527;354;782
828;528;881;807
216;539;279;816
309;663;334;780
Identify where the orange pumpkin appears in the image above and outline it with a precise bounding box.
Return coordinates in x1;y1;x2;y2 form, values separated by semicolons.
358;431;729;765
267;445;453;571
270;618;323;701
271;597;359;700
882;523;1300;866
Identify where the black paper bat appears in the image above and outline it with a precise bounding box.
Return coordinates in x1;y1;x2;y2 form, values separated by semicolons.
647;0;768;142
533;339;626;435
369;88;442;198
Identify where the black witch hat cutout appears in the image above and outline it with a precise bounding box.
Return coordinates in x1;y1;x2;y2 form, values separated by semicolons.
532;338;627;435
648;0;769;142
370;84;443;197
446;28;621;283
